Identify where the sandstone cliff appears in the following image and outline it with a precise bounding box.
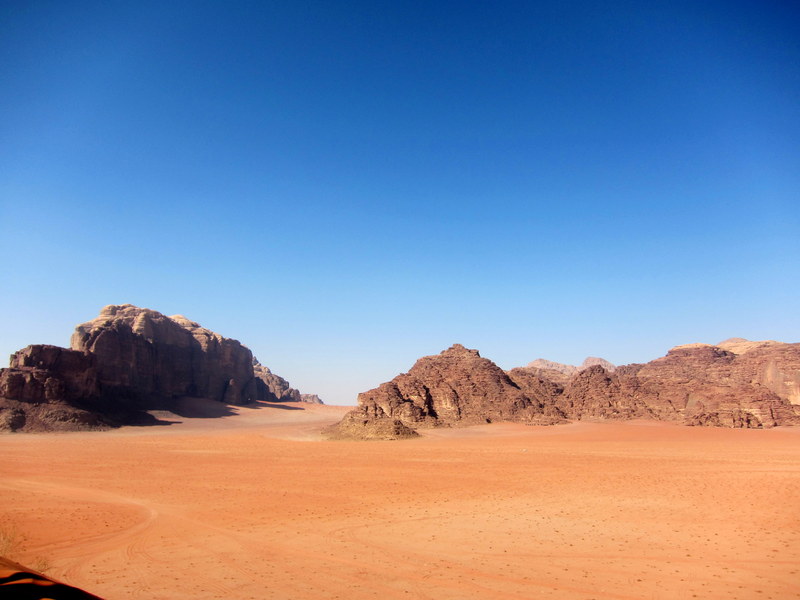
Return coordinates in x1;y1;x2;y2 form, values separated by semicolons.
326;344;565;439
1;305;318;432
331;339;800;439
622;342;800;427
0;345;105;432
71;305;259;406
252;361;301;403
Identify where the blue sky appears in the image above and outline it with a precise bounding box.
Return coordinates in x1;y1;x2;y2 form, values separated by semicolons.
1;1;798;405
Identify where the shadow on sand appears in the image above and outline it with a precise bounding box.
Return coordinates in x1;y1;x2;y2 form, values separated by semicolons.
164;398;306;419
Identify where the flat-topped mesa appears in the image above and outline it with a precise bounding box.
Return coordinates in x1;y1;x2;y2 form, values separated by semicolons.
327;343;565;439
71;304;258;406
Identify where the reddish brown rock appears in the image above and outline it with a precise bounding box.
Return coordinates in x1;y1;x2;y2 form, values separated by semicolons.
253;362;302;403
330;344;565;439
521;340;800;428
1;304;318;432
522;356;616;385
559;365;660;420
624;342;800;428
0;345;105;432
334;338;800;438
71;305;259;406
325;404;418;440
7;345;99;401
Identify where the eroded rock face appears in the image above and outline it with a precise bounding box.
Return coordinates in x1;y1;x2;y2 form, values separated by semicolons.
522;356;616;385
300;393;324;404
626;343;800;428
329;344;565;439
70;305;259;406
253;362;302;403
2;345;98;404
331;339;800;438
519;341;800;428
325;404;418;440
1;304;319;431
0;345;105;432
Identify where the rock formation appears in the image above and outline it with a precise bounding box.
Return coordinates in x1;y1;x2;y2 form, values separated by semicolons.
1;304;318;432
300;393;324;404
251;361;323;404
331;338;800;439
0;345;105;432
253;361;301;403
326;344;565;439
71;305;259;406
325;404;418;440
523;356;616;385
617;342;800;428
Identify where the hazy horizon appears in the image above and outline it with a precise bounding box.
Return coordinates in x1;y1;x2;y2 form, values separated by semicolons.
2;1;798;405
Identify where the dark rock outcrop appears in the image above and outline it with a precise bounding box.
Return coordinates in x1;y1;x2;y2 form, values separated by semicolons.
331;339;800;438
617;342;800;428
300;393;324;404
0;345;105;432
327;344;565;439
71;305;259;406
517;341;800;428
1;305;318;432
325;404;418;440
252;361;302;403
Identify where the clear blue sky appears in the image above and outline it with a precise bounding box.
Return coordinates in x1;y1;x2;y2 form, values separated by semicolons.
1;1;798;405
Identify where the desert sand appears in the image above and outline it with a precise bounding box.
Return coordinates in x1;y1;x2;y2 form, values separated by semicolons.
1;402;799;600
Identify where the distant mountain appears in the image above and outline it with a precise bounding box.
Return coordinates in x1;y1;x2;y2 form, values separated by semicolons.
522;356;616;385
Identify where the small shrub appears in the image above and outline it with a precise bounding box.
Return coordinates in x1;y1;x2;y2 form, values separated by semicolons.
0;523;21;556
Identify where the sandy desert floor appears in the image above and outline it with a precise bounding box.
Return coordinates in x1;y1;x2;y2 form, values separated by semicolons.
1;402;799;600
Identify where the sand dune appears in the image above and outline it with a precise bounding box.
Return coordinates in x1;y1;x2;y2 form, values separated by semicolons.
1;403;799;599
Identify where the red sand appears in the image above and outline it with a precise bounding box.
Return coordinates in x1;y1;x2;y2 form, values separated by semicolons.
1;403;799;599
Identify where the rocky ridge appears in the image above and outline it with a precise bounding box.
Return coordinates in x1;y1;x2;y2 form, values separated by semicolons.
0;305;320;432
251;361;322;404
326;344;565;439
524;356;616;385
330;339;800;439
